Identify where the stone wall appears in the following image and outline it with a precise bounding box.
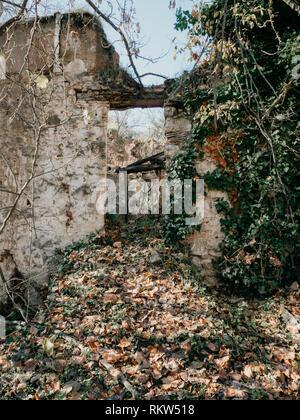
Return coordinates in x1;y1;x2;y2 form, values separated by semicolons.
0;13;119;78
164;105;228;287
106;129;165;219
0;13;111;310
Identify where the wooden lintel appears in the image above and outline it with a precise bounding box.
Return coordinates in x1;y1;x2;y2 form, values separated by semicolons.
76;84;169;110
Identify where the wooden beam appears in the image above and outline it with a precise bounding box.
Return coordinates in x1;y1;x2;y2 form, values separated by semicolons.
127;152;165;168
117;164;165;174
76;84;168;110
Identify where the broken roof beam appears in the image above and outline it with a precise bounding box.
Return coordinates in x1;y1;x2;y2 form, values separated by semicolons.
127;152;165;168
117;163;165;174
116;152;166;174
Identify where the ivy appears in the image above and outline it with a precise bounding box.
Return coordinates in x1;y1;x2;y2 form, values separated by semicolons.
164;0;299;295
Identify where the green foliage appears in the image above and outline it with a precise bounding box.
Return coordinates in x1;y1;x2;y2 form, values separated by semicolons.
166;0;300;295
162;125;208;243
175;9;198;32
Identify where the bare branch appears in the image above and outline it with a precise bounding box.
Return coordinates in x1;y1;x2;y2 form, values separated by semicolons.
0;265;28;322
1;0;28;11
0;0;29;32
0;124;43;236
0;188;18;195
140;72;168;80
85;0;143;87
0;150;18;191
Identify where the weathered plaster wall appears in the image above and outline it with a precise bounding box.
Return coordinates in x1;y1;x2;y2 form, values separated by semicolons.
0;82;108;309
0;13;119;78
0;13;111;310
164;105;228;287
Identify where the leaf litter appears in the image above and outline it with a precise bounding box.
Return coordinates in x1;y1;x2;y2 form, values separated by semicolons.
0;218;299;400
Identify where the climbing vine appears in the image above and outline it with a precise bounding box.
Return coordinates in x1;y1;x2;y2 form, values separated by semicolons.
164;0;299;295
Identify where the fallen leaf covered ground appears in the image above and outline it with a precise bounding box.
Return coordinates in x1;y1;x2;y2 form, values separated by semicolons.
0;218;299;400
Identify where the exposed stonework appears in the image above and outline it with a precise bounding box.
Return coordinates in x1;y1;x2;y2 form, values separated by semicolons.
164;106;192;163
0;13;110;310
107;129;165;218
77;81;168;110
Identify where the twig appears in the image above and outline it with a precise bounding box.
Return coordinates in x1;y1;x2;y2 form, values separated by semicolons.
1;0;28;11
0;125;43;236
261;79;294;122
281;0;300;15
0;0;28;32
0;265;28;322
99;358;140;399
85;0;143;87
140;73;168;80
0;188;18;195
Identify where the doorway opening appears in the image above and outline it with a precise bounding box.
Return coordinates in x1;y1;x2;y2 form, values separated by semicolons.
106;107;166;226
107;107;165;173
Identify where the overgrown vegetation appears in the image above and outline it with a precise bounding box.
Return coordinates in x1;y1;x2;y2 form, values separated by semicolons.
164;0;299;295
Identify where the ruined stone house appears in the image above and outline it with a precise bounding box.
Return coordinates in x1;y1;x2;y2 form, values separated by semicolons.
0;12;227;311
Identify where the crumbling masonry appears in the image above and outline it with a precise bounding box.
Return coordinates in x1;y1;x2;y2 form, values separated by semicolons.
0;12;227;311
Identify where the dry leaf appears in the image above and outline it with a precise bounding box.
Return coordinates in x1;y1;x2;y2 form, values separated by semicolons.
226;387;246;398
118;337;131;350
215;356;230;369
42;339;54;357
242;364;253;378
102;350;122;364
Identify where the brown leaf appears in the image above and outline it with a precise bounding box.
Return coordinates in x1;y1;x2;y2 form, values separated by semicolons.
113;242;122;249
273;348;295;365
24;359;39;372
207;342;218;352
44;374;61;394
104;293;118;304
102;350;122;364
118;337;131;350
88;341;101;353
52;359;67;373
226;387;246;399
215;356;230;369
